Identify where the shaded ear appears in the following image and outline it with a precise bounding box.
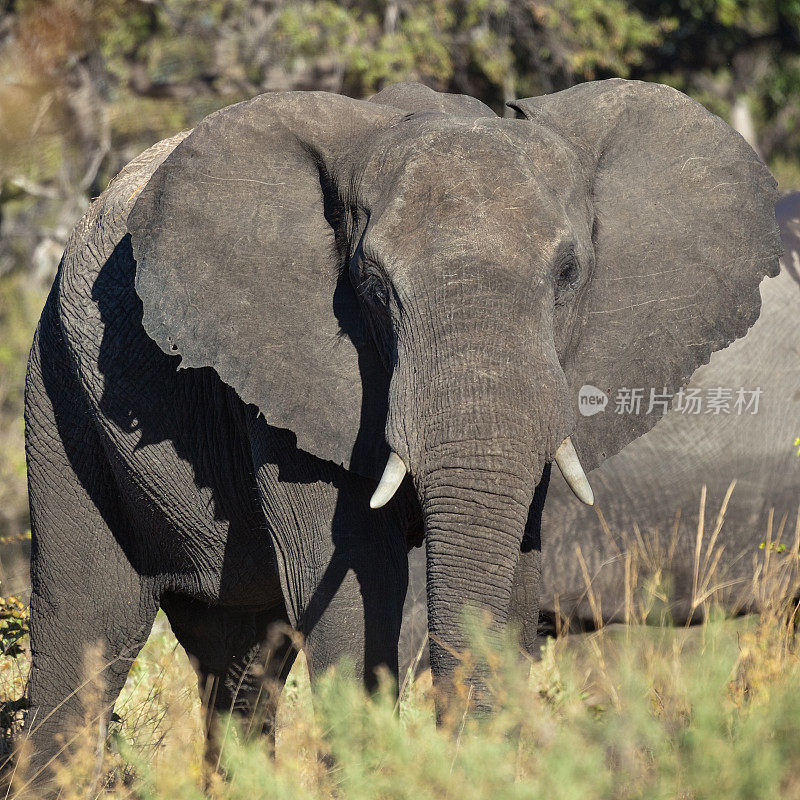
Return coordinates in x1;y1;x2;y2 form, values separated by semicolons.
127;92;403;479
510;79;781;472
369;81;496;118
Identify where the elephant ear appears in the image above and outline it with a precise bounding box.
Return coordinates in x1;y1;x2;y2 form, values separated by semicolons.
510;79;781;473
369;81;496;118
127;92;403;479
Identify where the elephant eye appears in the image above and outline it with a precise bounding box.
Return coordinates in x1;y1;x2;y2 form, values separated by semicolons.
355;264;396;370
359;268;391;314
555;256;579;301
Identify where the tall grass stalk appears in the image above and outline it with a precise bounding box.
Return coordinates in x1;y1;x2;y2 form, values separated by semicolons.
2;497;800;798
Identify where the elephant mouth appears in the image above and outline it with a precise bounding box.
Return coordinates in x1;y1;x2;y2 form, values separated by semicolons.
370;435;594;509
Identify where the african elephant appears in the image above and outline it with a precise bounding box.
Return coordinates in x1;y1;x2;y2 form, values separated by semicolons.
23;79;778;787
522;191;800;637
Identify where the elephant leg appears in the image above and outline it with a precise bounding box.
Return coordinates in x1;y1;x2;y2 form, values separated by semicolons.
509;464;549;658
24;309;159;796
160;595;298;778
299;518;408;691
25;522;156;797
250;425;410;693
24;436;157;791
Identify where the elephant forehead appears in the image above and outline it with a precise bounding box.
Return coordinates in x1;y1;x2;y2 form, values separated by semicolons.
370;117;583;192
362;125;587;265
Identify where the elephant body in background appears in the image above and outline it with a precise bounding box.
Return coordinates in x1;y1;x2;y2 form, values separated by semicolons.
533;192;800;633
23;79;778;789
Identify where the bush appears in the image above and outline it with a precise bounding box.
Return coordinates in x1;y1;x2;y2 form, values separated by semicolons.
4;596;800;798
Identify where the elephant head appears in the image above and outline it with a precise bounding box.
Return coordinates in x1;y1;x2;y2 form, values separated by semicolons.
127;80;779;697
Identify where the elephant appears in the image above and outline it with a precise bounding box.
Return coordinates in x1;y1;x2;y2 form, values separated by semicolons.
22;78;779;788
518;190;800;637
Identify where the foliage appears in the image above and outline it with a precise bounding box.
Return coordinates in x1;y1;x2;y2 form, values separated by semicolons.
3;599;800;798
269;0;668;107
0;273;44;544
0;590;28;764
0;594;28;659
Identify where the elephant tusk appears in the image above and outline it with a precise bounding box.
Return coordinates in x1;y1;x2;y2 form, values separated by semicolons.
370;452;408;509
554;437;594;506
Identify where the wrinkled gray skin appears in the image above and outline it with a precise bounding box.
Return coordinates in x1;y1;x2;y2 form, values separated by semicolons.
528;191;800;635
23;79;778;789
405;192;800;659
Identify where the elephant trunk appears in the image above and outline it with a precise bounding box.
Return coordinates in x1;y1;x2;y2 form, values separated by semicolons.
422;447;535;695
413;397;570;711
384;279;583;707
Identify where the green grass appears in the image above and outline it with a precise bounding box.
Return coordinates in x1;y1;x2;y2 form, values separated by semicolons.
3;591;800;799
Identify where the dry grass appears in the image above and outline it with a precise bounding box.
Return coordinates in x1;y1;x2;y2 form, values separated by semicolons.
552;482;800;634
1;495;800;798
